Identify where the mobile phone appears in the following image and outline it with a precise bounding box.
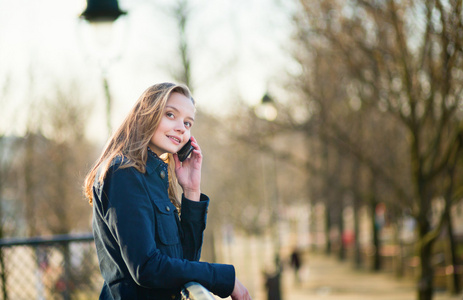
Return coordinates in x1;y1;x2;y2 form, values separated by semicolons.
177;139;194;162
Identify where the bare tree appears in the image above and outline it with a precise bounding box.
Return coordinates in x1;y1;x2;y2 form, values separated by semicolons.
40;86;93;234
290;1;463;299
171;0;192;89
15;85;93;236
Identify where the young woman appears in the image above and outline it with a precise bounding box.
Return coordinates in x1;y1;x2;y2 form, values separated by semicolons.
84;83;251;300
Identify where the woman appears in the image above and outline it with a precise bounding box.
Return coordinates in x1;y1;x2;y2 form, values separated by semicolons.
84;83;250;299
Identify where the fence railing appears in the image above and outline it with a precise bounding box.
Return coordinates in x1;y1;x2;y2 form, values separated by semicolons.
0;234;216;300
0;233;100;300
181;282;216;300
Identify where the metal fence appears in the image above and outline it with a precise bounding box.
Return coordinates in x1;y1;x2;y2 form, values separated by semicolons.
0;233;101;300
0;234;216;300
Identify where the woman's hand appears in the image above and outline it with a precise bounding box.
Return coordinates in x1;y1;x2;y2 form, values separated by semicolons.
174;136;202;201
231;277;251;300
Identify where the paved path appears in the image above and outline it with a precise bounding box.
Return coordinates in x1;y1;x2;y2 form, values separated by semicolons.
282;251;462;300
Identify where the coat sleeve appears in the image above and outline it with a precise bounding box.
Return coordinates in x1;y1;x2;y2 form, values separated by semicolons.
180;194;209;261
100;165;235;298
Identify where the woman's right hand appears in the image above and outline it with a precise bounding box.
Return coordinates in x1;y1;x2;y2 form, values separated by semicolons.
174;136;202;201
230;277;251;300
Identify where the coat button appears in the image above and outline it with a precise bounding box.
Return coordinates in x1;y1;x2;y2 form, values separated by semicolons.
166;206;170;212
160;170;166;179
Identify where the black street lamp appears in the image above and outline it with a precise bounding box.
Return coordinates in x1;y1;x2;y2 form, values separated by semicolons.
79;0;127;135
80;0;126;22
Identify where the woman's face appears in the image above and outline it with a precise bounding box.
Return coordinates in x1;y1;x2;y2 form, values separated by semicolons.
149;92;195;156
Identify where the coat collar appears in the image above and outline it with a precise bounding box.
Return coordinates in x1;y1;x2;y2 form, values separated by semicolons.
146;147;168;176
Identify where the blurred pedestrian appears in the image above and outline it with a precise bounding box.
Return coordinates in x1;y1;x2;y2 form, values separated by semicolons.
84;83;251;300
263;255;282;300
264;271;281;300
290;248;302;284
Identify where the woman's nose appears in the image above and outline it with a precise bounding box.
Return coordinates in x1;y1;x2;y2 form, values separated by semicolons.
175;121;186;133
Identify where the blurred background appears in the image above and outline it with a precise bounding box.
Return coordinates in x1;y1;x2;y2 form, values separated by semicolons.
0;0;462;300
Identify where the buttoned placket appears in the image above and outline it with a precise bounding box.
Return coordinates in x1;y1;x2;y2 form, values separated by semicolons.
147;147;169;189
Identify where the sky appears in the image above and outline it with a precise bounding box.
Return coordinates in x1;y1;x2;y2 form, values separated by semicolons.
0;0;297;142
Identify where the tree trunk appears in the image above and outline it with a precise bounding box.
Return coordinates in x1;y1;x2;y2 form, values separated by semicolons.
310;203;318;251
443;159;461;295
417;235;434;300
173;0;192;90
444;213;461;294
370;198;381;271
325;202;332;255
353;199;362;268
369;174;381;271
393;222;405;278
338;196;346;261
323;143;332;255
24;135;37;236
351;157;362;268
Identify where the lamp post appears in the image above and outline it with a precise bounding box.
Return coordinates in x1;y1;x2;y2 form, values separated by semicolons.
254;92;280;264
80;0;127;135
255;92;282;300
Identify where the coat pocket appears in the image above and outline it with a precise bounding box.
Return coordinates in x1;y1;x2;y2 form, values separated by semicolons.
153;201;180;245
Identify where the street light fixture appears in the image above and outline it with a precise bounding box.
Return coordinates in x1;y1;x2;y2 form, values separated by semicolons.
254;93;278;122
79;0;127;135
80;0;126;22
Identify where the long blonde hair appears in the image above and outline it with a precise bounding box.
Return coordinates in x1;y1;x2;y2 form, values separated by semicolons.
83;82;194;209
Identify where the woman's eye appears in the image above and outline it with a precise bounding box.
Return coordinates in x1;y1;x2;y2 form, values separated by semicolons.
184;122;192;128
166;112;174;118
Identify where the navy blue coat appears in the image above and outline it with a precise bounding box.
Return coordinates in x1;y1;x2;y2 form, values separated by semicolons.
92;152;235;299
